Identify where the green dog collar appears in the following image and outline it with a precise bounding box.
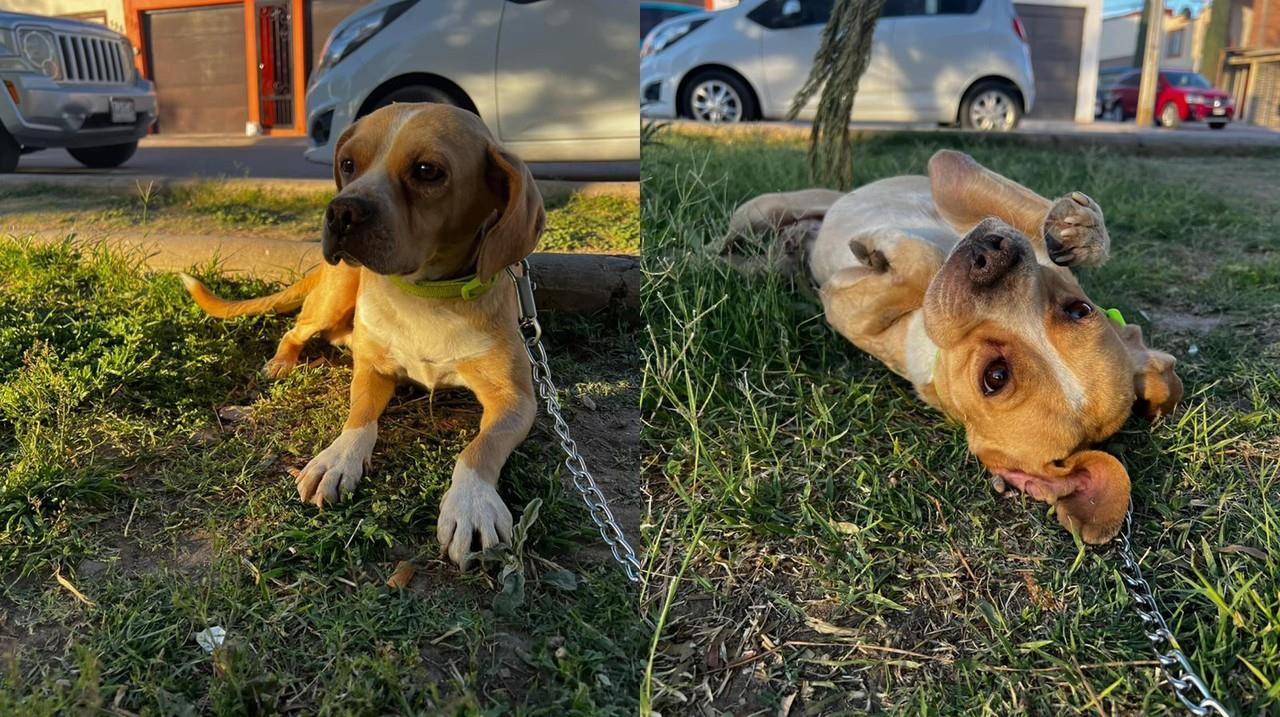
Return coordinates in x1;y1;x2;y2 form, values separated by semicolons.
1104;307;1127;327
387;273;496;301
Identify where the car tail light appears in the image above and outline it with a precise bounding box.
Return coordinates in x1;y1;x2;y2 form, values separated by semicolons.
1013;16;1028;43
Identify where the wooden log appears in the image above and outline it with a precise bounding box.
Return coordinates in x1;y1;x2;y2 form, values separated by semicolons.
527;252;639;315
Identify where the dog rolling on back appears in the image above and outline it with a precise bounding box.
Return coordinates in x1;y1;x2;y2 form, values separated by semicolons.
725;151;1182;544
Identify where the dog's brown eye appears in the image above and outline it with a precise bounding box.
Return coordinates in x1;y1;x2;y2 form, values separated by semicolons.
982;358;1010;396
340;158;354;175
412;161;444;182
1065;300;1093;321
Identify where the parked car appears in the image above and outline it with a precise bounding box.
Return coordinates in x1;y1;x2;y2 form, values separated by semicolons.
642;2;702;44
1102;69;1234;129
304;0;637;170
1095;66;1131;118
640;0;1035;131
0;11;156;173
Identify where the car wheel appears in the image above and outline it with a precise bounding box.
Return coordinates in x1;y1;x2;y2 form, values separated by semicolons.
1208;121;1227;130
683;71;755;124
368;85;456;113
1104;102;1126;122
68;141;139;169
1158;102;1181;128
0;127;19;173
961;82;1021;132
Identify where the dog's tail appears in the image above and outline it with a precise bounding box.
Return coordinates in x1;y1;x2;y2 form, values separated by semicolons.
719;189;843;276
179;270;321;318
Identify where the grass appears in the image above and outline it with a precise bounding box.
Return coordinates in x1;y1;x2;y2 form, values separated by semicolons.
641;128;1280;714
0;189;641;711
0;181;640;255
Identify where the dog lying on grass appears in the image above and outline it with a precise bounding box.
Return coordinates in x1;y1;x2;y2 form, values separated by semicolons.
180;103;545;567
725;150;1182;544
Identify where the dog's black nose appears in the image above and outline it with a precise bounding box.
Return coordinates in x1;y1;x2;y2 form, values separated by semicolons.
325;196;375;237
967;232;1020;286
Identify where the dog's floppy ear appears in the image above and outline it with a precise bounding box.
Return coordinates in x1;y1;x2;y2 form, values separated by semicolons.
478;143;545;282
1117;323;1183;419
331;120;361;190
1017;450;1131;545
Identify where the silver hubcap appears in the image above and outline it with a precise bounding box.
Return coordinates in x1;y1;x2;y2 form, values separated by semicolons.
690;80;742;123
1161;104;1178;126
969;90;1015;131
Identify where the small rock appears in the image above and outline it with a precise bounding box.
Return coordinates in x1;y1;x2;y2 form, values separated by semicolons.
217;405;252;424
580;395;597;411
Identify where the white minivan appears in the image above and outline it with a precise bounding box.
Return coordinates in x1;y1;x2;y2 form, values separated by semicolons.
640;0;1036;131
304;0;637;171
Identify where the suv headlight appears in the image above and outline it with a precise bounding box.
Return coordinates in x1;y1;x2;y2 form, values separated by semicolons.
0;28;17;58
641;18;710;59
315;0;417;76
1185;93;1204;104
17;28;63;80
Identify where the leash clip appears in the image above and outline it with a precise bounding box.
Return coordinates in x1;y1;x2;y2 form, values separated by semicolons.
506;260;540;340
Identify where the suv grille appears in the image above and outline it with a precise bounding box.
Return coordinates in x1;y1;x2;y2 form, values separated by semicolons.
56;33;132;84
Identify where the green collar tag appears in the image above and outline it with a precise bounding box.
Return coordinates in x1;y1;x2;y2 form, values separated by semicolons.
387;273;496;301
1104;307;1127;327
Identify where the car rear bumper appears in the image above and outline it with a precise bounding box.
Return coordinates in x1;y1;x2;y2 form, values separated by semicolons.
640;55;678;119
0;73;156;148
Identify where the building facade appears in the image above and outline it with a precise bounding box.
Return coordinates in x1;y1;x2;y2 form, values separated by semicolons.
11;0;373;135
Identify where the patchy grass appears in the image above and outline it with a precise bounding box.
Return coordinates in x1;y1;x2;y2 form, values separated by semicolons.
0;237;641;714
0;181;640;255
641;129;1280;714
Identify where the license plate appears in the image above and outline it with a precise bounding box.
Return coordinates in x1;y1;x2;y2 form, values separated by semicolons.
1212;107;1226;115
110;98;136;124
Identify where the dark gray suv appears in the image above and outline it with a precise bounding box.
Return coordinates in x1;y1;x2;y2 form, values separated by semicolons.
0;11;157;172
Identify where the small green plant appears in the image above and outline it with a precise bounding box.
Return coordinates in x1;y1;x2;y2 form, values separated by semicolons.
134;179;157;224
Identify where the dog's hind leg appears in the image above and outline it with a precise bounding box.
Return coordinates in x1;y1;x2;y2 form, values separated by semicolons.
264;266;360;378
437;350;537;568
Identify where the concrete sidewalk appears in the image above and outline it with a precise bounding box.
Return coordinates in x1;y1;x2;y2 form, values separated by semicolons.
2;135;638;200
664;118;1280;153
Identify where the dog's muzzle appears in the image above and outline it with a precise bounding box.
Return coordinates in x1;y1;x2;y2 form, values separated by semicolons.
322;196;377;266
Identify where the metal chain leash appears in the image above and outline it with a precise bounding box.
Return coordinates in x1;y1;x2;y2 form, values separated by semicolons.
1116;501;1231;716
506;260;643;583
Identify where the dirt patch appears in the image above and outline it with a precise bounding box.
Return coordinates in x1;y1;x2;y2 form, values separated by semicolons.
1145;309;1226;335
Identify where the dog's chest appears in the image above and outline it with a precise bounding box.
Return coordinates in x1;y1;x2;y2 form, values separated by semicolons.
357;290;501;390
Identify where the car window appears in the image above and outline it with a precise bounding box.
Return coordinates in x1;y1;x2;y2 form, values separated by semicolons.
1164;71;1211;89
1118;71;1141;87
883;0;982;17
642;8;690;38
748;0;833;29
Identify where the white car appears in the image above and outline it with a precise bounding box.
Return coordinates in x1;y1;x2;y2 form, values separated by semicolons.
304;0;637;171
640;0;1036;131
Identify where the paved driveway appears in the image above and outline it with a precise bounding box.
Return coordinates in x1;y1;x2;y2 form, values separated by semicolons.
11;135;639;183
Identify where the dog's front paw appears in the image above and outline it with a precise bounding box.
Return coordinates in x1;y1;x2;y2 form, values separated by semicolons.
436;468;513;569
263;357;296;379
293;424;376;507
1044;191;1109;267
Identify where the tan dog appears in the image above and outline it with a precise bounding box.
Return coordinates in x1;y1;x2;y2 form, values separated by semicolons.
180;103;545;566
726;150;1182;543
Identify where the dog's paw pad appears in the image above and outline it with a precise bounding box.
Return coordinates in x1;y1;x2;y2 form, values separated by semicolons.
436;471;513;569
1044;192;1109;267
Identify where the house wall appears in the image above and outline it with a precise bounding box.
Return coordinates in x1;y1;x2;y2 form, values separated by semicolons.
1100;10;1205;72
5;0;127;31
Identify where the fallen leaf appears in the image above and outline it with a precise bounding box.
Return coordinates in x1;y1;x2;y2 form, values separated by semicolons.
1217;544;1269;561
386;560;417;589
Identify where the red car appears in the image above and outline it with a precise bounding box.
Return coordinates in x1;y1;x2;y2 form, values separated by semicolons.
1103;69;1235;129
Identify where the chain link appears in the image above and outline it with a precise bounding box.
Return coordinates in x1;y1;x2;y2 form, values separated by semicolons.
506;261;642;583
1116;501;1231;716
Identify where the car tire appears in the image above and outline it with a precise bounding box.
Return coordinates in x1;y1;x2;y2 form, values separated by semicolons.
681;70;756;124
960;82;1021;132
1104;102;1126;122
0;127;20;173
368;85;457;113
68;141;139;169
1158;102;1181;128
1208;121;1227;130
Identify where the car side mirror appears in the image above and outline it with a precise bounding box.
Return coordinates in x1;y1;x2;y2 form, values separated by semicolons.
781;0;802;17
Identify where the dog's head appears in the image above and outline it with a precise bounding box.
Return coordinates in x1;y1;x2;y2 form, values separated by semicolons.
924;218;1181;543
322;103;545;281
